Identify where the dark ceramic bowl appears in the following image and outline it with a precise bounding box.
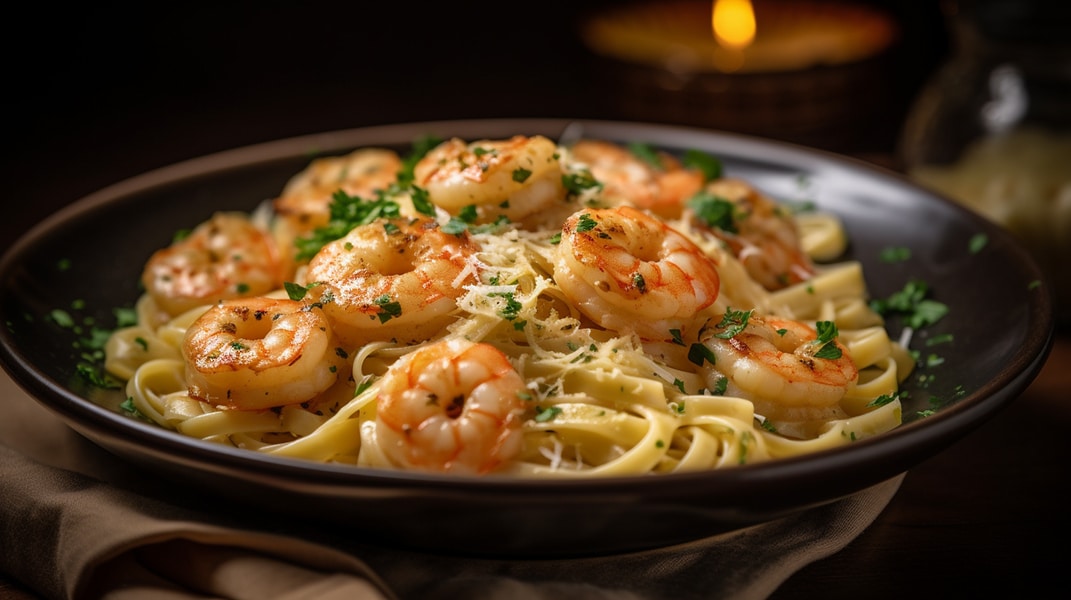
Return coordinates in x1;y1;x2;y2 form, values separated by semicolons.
0;119;1054;557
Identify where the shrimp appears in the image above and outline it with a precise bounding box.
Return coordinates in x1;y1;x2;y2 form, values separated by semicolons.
552;206;722;342
301;216;479;348
182;297;349;410
374;338;528;474
700;312;858;422
412;135;565;225
141;212;286;317
569;139;705;218
687;178;815;290
272;148;402;269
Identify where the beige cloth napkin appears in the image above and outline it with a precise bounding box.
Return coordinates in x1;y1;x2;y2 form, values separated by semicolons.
0;373;903;600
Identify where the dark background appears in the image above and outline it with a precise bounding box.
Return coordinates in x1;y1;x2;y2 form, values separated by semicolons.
1;0;949;253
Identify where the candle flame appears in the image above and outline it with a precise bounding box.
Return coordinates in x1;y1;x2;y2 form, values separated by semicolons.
712;0;756;50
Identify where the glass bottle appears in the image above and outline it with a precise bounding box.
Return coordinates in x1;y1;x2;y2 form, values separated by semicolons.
899;0;1071;324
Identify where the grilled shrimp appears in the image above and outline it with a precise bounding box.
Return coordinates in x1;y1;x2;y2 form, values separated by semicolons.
569;139;705;218
687;178;815;290
182;297;348;410
273;148;402;268
553;206;722;342
374;338;528;474
700;312;858;421
301;217;479;348
412;135;565;225
141;212;286;317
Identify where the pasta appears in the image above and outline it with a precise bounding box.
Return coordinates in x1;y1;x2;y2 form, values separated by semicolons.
104;134;913;477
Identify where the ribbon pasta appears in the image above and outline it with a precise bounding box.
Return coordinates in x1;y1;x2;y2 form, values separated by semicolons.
104;135;911;477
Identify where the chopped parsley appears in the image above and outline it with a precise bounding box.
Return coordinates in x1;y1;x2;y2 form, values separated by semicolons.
76;363;122;389
396;134;444;186
687;192;737;233
687;342;716;366
534;405;563;422
410;186;435;217
711;307;752;339
512;167;532;183
285;281;320;301
708;376;728;396
488;291;523;321
879;246;912;263
373;295;403;323
114;307;138;328
49;309;75;328
925;333;954;346
869;280;948;329
811;321;843;360
575;213;598;232
457;205;479;224
294;189;402;261
669;328;685;346
441;218;469;235
868;392;899;407
562;170;602;197
683;149;723;182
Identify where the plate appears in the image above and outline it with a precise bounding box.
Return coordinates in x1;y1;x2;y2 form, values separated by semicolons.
0;119;1054;557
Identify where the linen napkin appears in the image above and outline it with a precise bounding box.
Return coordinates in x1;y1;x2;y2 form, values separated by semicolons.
0;373;903;600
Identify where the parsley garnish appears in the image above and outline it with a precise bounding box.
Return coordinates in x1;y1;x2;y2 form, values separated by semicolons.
683;149;723;182
709;376;728;395
441;218;469;235
488;291;523;321
712;308;752;339
811;321;843;360
868;392;899;407
396;134;444;186
294;189;401;261
687;343;716;366
879;246;911;263
512;167;532;183
410;186;435;217
669;329;685;346
76;363;121;389
49;309;75;328
535;405;563;422
870;280;948;329
285;281;320;301
114;307;138;328
576;213;598;232
687;192;737;233
373;295;403;323
458;205;479;223
562;171;602;197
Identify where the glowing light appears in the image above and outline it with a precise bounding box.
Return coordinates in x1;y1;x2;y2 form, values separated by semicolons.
712;0;757;49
